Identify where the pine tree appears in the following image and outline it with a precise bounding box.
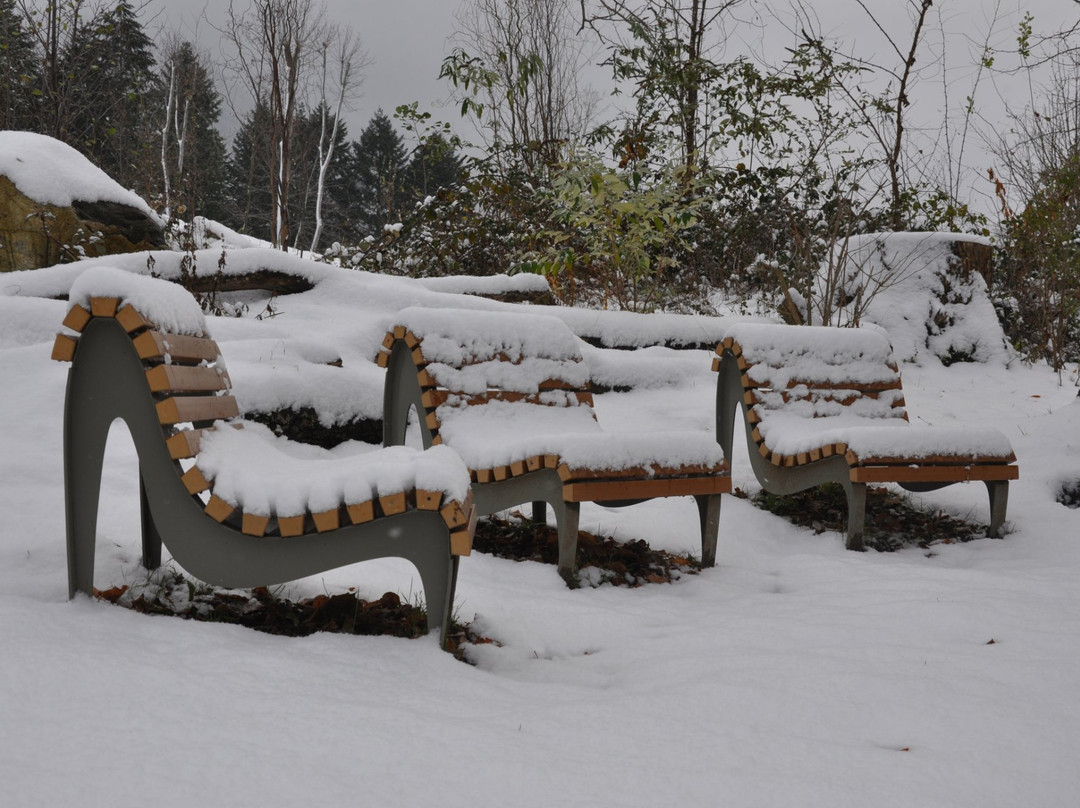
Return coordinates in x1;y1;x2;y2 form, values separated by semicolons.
66;1;157;186
0;0;38;131
404;132;462;199
348;109;409;237
152;41;228;222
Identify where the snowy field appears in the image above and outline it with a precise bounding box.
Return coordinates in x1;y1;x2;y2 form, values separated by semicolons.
2;248;1079;807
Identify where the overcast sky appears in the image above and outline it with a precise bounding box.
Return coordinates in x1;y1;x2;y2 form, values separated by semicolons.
139;0;1077;206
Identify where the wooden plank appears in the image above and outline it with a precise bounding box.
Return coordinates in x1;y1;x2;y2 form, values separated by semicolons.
242;512;270;537
278;515;306;537
181;466;210;495
347;500;375;525
416;489;443;510
156;395;239;425
544;454;559;469
425;411;440;431
850;464;1019;484
848;451;1018;467
758;443;771;460
205;495;235;523
89;297;119;318
493;465;510;482
450;528;473;557
381;331;396;351
375;350;389;368
165;429;204;460
711;357;721;373
311;508;340;533
403;329;420;348
51;334;78;362
558;461;728;483
146;364;230;394
115;304;152;334
440;499;469;529
392;325;406;340
510;459;528;477
526;455;544;472
475;468;493;484
62;304;92;333
133;330;220;364
563;475;732;503
379;491;408;516
417;368;436;388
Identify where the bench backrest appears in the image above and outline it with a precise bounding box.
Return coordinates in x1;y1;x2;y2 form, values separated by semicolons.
715;323;908;425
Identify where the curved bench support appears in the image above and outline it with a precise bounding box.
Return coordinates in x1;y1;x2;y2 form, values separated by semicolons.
64;318;460;643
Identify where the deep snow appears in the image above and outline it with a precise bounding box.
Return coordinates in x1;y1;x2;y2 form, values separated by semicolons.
2;249;1079;807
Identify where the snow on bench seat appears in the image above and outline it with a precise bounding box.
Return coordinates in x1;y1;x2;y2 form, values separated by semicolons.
379;306;730;578
713;321;1017;549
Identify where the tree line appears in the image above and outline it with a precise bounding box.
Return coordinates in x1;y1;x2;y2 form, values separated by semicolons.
3;0;1080;368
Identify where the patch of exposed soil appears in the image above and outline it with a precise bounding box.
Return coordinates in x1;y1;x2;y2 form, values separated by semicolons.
473;512;700;587
744;483;988;552
95;570;427;639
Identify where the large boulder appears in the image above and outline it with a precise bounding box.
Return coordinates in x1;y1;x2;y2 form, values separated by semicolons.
0;131;166;271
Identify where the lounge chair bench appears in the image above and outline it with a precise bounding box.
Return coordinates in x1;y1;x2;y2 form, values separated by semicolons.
713;322;1018;550
378;306;730;582
52;268;475;645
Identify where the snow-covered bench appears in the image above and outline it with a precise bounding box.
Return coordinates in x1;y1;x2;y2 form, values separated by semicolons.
378;307;730;582
51;268;475;645
714;323;1018;550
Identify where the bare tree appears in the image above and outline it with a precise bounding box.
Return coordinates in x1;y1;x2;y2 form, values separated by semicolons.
449;0;598;174
224;0;325;249
309;28;366;254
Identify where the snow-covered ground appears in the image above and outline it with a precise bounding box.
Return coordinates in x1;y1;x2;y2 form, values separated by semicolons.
2;250;1079;807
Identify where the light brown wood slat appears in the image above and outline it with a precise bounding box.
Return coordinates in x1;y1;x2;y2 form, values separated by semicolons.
242;513;270;537
526;455;544;472
510;459;528;477
156;394;239;425
850;464;1019;484
758;443;772;460
847;451;1019;467
278;515;306;537
381;331;396;351
403;329;420;348
347;500;375;525
720;336;733;351
809;447;822;462
62;304;92;332
375;351;390;368
558;461;728;483
430;434;443;446
205;495;235;523
166;429;204;459
711;357;721;373
146;364;230;394
745;407;761;424
450;528;473;557
563;475;732;503
736;356;751;371
133;330;220;364
783;455;797;468
115;304;152;334
544;454;559;469
89;297;120;318
440;499;469;529
416;489;444;510
424;411;440;431
379;491;408;516
422;389;450;409
770;453;784;466
797;451;810;465
392;325;406;340
311;508;341;533
730;341;743;357
751;426;764;445
417;368;436;388
493;465;510;481
475;468;494;484
181;466;210;495
51;334;78;362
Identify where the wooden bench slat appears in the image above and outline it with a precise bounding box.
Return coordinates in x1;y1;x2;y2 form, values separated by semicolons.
347;500;375;525
89;297;120;318
62;304;92;333
850;464;1019;484
133;330;220;364
115;304;153;334
564;475;732;503
156;395;240;425
146;364;231;394
205;495;235;523
379;491;408;516
278;515;306;537
166;429;204;460
242;512;270;537
558;461;728;482
51;334;78;362
181;466;210;495
312;508;341;533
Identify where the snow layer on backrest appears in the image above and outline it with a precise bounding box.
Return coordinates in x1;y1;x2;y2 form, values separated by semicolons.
426;358;590;395
415;273;551;295
0;131;155;215
67;266;206;336
196;423;470;517
727;323;898;389
395;306;582;363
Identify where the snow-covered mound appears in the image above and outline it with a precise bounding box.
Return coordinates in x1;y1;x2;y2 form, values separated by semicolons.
809;232;1007;366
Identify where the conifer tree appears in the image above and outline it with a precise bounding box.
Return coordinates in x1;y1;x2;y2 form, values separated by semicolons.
0;0;38;130
348;109;409;237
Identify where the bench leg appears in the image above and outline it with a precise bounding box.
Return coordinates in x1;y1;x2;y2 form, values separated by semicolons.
64;415;110;599
694;494;722;567
844;482;868;551
139;472;162;571
530;501;547;525
554;500;581;586
985;480;1009;538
